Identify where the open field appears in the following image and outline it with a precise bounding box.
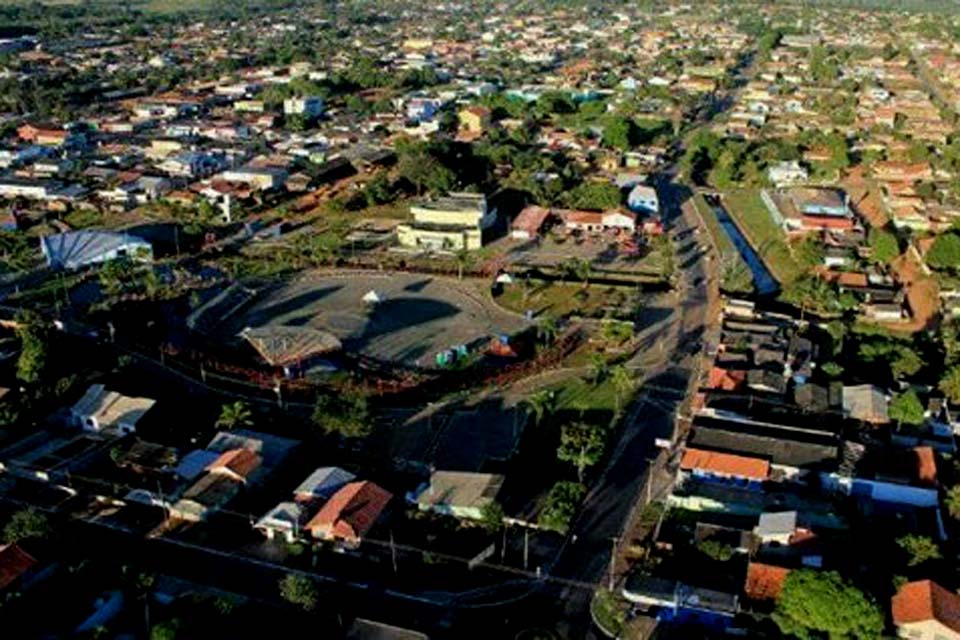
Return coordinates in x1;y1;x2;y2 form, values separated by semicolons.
722;189;802;285
223;271;529;369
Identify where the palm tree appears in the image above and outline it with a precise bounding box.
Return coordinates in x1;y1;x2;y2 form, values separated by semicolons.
523;390;556;428
946;486;960;520
216;401;253;430
454;248;472;280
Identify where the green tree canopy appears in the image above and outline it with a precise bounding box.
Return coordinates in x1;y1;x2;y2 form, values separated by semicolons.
557;422;605;482
15;310;49;385
868;228;900;264
889;389;925;426
939;365;960;404
563;181;622;210
216;401;253;430
3;508;49;544
279;574;319;611
897;534;941;567
538;481;585;533
773;569;884;640
926;233;960;272
601;116;638;151
312;389;371;438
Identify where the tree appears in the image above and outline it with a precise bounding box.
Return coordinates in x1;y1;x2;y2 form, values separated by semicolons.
479;501;505;533
216;401;253;430
868;227;899;264
564;182;621;211
312;390;371;438
557;422;605;482
523;389;556;428
610;365;633;415
454;247;472;280
601;116;638;151
889;389;925;427
773;569;884;640
536;314;559;347
15;310;49;385
588;354;609;386
561;258;591;289
697;539;734;562
926;233;960;272
939;365;960;404
897;534;941;567
3;508;49;544
891;347;923;381
279;574;318;612
538;481;585;533
944;485;960;519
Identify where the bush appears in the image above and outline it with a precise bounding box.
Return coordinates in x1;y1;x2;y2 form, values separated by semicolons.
538;482;586;533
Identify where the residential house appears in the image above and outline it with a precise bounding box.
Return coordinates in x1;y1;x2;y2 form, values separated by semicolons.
511;205;552;240
458;106;491;134
70;384;156;436
842;385;889;424
283;97;324;118
305;481;392;548
559;209;636;233
256;466;355;542
627;184;659;216
293;466;357;502
892;580;960;640
410;471;504;520
0;543;37;593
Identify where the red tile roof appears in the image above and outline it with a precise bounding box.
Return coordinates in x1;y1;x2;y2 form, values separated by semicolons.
744;563;789;602
207;448;261;480
707;367;746;391
892;580;960;634
306;481;392;543
0;543;36;590
680;447;769;481
915;446;938;486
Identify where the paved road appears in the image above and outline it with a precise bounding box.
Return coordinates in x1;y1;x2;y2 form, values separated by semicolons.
546;176;711;638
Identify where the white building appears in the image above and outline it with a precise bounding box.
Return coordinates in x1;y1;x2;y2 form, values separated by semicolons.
768;161;809;187
70;384;156;436
283;97;324;118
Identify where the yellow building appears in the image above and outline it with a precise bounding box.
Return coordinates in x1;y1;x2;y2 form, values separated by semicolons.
458;106;491;134
397;192;496;251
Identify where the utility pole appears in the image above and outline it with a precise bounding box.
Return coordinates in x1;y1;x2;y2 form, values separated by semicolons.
608;536;618;592
523;528;529;571
501;525;507;563
390;530;398;574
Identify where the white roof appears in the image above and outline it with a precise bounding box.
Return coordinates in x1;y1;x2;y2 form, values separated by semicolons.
71;384;156;430
363;290;384;304
256;501;304;530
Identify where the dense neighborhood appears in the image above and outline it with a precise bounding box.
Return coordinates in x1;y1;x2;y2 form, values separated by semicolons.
4;0;960;639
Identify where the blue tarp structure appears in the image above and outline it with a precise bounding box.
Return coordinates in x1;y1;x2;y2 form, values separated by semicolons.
41;230;152;270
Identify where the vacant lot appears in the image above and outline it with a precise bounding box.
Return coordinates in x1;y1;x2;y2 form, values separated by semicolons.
225;271;529;368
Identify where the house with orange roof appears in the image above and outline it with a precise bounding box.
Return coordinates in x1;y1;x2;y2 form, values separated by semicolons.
680;447;770;483
206;448;262;483
706;367;747;391
892;580;960;640
305;481;392;548
743;562;789;607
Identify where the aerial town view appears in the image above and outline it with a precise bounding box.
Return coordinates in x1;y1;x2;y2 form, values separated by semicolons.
5;0;960;638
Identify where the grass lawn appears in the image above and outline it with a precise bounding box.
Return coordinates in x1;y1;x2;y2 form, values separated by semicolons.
495;281;638;319
693;194;753;294
552;374;618;414
722;189;802;285
591;589;627;637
